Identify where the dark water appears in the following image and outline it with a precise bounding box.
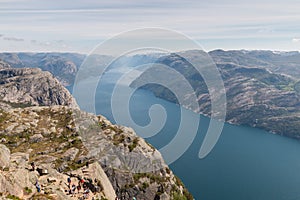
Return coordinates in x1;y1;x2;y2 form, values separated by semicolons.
72;76;300;200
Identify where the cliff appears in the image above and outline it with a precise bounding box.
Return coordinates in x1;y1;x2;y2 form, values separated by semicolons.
0;62;192;199
0;68;78;109
131;50;300;139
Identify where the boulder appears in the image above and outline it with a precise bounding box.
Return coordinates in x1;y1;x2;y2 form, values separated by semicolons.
29;134;44;143
62;147;79;161
0;144;10;169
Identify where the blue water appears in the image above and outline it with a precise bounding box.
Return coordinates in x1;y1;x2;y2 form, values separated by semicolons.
72;76;300;200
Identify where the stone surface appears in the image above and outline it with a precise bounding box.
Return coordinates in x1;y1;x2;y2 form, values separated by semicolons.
62;147;79;161
0;68;78;108
0;144;10;169
0;60;11;70
29;134;44;143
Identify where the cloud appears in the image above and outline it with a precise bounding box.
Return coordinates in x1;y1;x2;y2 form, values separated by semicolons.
292;38;300;43
3;36;24;42
1;0;300;52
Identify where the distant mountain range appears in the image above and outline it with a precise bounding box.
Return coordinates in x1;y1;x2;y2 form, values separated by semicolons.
0;53;85;86
1;50;300;139
210;50;300;80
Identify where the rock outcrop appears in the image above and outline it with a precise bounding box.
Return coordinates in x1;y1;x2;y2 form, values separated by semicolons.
0;106;192;200
0;140;115;199
0;67;78;109
0;144;10;169
0;60;11;70
0;64;193;199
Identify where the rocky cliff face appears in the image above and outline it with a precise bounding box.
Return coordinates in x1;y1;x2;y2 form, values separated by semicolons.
0;106;192;200
0;60;11;70
0;106;116;200
0;62;192;199
0;67;78;109
131;50;300;139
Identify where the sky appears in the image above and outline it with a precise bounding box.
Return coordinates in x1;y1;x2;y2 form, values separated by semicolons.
0;0;300;53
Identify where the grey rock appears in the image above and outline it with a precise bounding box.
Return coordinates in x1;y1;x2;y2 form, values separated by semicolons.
0;68;78;109
62;147;79;161
0;144;10;169
29;134;44;143
0;60;11;69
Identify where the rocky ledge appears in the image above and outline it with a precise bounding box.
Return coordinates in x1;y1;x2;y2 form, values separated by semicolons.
0;106;192;200
0;68;78;109
0;62;193;199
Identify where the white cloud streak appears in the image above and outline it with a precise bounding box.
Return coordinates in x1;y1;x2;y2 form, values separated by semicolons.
292;38;300;43
0;0;300;52
3;36;24;42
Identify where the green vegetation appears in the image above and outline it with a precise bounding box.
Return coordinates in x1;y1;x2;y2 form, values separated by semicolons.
165;167;171;174
172;176;194;200
146;141;156;151
0;107;89;173
6;194;21;200
0;109;8;123
128;137;139;152
141;182;149;190
23;187;32;195
123;183;135;190
5;101;32;109
108;125;123;134
30;193;55;200
172;191;188;200
133;172;166;184
3;167;9;171
66;160;86;171
112;133;125;145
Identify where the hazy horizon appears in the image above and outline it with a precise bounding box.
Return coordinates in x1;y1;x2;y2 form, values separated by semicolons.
0;48;299;56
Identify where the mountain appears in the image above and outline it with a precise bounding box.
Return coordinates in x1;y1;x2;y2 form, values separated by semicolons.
3;50;300;139
0;53;85;86
131;50;300;139
0;62;192;200
209;49;300;80
0;53;165;87
0;67;78;109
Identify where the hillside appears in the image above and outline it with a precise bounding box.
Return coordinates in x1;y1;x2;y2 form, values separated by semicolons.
131;50;300;139
2;50;300;139
209;50;300;80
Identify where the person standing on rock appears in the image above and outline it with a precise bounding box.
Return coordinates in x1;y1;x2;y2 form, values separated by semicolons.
77;184;81;193
83;188;90;199
80;178;85;187
67;176;71;188
31;162;35;171
71;184;76;196
35;180;41;193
